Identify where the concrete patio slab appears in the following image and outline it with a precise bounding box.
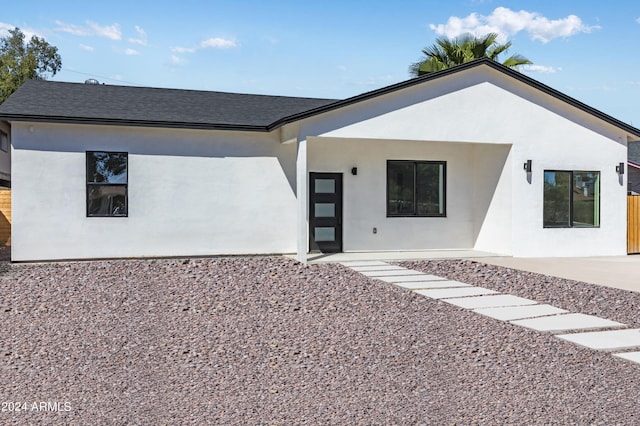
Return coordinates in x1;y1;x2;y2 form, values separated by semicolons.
471;256;640;293
444;294;537;309
511;313;625;333
474;304;568;321
556;329;640;351
349;265;407;272
306;249;503;263
393;280;471;290
415;287;498;299
377;274;447;283
360;269;424;277
613;351;640;364
339;261;392;267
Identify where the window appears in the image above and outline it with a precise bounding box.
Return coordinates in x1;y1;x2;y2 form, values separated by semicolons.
86;151;128;217
0;130;8;152
387;160;446;217
543;170;600;228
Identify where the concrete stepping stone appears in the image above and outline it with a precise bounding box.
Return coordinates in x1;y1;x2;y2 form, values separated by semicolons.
613;351;640;364
415;287;497;299
350;265;407;272
474;304;568;321
393;280;471;290
377;274;447;283
511;313;625;333
556;329;640;351
360;269;425;277
444;294;535;309
340;261;390;267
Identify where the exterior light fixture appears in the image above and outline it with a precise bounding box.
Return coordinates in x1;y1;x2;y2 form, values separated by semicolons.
523;160;532;173
351;167;358;175
616;162;625;175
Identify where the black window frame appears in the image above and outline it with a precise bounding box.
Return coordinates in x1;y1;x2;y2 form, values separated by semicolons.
543;169;600;228
386;160;447;217
86;151;129;218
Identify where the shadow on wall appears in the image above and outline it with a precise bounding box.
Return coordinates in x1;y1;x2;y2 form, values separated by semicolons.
471;144;512;250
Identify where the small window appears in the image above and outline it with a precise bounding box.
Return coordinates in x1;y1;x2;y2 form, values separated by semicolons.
0;130;8;152
543;170;600;228
86;151;128;217
387;160;446;217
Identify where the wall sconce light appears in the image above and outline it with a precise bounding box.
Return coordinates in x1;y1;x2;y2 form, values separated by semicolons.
351;167;358;176
616;162;625;175
523;160;532;173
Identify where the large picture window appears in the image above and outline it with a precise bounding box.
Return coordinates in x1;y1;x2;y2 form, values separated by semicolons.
86;151;128;217
387;160;446;217
543;170;600;228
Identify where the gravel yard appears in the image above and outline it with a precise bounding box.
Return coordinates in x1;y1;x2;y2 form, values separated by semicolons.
1;256;640;424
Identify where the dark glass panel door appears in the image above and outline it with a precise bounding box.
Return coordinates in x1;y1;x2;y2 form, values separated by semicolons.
309;173;343;252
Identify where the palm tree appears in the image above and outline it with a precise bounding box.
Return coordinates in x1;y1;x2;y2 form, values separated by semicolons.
409;33;532;76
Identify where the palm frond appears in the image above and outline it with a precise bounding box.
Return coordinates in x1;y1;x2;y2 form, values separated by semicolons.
502;54;533;68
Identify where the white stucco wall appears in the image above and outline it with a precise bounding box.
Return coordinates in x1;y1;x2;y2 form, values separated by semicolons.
299;65;629;257
307;138;512;252
11;122;298;261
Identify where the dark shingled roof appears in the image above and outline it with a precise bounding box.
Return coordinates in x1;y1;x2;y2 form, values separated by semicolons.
1;59;640;136
0;80;337;131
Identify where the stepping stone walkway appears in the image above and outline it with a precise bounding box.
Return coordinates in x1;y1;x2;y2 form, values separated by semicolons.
341;260;640;366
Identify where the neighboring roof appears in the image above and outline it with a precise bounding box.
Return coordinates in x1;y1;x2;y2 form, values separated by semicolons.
1;58;640;137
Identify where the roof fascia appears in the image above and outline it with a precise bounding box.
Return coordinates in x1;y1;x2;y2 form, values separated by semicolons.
0;114;269;132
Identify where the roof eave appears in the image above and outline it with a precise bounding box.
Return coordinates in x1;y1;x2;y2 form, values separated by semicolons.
0;114;269;132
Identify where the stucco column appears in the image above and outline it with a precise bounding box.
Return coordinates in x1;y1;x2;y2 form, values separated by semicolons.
296;138;308;262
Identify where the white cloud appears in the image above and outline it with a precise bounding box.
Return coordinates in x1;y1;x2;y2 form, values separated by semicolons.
55;20;121;40
337;65;347;71
79;43;94;52
430;7;598;43
124;48;139;56
0;22;41;40
169;54;187;65
522;64;560;74
171;46;197;53
128;25;147;45
0;22;13;35
171;37;237;55
200;37;237;49
637;17;640;24
88;21;121;40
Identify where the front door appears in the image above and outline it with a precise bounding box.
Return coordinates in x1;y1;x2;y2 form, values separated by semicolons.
309;173;343;253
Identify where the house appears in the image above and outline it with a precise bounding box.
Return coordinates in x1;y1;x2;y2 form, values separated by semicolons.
0;58;638;262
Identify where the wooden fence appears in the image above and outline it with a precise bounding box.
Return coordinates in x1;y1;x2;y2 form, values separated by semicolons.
629;195;640;254
0;189;9;246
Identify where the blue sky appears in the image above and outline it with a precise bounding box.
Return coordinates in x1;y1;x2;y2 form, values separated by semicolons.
3;1;640;125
